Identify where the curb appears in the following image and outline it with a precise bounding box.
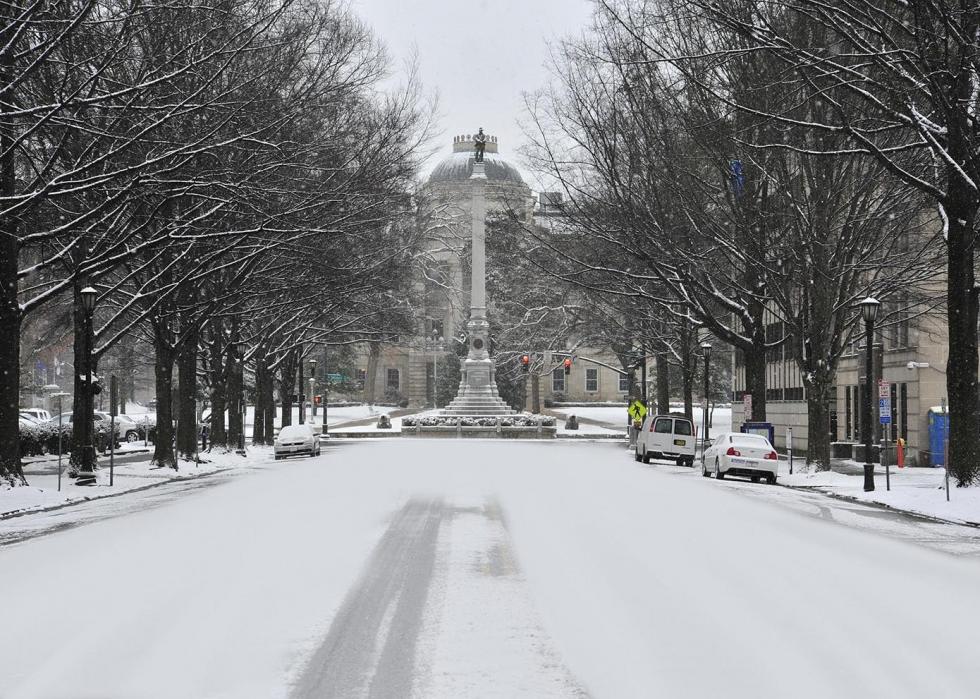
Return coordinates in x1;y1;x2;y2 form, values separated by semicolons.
1;466;233;521
777;482;980;529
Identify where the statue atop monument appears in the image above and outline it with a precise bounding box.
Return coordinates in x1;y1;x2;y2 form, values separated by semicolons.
473;127;486;163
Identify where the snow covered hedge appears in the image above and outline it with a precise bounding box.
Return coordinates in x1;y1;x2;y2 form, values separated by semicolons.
402;415;556;428
18;421;121;456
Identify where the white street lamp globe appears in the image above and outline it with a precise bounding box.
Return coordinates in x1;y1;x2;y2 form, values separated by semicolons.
859;296;880;323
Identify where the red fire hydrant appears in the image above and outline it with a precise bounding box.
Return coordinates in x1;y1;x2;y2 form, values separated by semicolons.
897;437;906;468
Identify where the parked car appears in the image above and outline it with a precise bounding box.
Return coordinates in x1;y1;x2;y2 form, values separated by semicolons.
274;424;321;460
702;432;778;484
48;411;121;437
113;414;144;442
20;408;51;422
634;414;696;467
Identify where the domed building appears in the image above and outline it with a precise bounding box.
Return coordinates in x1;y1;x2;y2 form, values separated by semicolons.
426;134;534;218
355;135;536;409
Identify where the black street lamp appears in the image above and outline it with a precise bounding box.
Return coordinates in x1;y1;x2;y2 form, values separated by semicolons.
700;340;712;464
309;358;318;417
77;286;98;485
860;296;880;492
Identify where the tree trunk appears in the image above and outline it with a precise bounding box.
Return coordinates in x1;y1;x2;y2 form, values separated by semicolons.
253;355;266;444
531;372;540;413
0;37;24;485
207;320;226;446
945;199;980;485
176;334;198;459
681;360;694;421
152;329;177;469
280;350;297;428
744;341;767;422
806;380;833;471
364;342;381;404
227;346;242;449
263;368;276;445
655;352;670;414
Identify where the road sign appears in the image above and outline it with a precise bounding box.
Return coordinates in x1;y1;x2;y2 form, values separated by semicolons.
878;380;891;424
326;372;344;384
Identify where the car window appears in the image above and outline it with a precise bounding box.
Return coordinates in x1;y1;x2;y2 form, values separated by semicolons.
731;434;770;447
279;425;312;439
674;420;693;436
654;418;673;434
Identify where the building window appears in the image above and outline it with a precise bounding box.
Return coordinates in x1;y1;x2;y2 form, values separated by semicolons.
890;383;898;441
386;368;399;390
552;367;565;393
619;372;629;393
845;386;852;440
585;368;599;392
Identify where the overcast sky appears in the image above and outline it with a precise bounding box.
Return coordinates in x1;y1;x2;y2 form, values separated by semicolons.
351;0;595;186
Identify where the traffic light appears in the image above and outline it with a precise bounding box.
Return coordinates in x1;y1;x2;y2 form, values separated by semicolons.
520;354;530;372
563;357;572;375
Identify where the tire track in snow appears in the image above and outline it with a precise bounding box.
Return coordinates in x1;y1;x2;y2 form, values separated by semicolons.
291;497;442;698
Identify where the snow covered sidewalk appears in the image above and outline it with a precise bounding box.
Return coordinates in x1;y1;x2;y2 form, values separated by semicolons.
781;464;980;526
2;447;273;519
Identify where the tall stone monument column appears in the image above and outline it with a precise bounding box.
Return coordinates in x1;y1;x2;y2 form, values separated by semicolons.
443;160;514;416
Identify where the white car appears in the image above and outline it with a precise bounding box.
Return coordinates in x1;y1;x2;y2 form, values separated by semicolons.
113;414;144;442
635;414;697;467
48;411;122;437
702;432;778;484
21;408;51;422
274;424;321;460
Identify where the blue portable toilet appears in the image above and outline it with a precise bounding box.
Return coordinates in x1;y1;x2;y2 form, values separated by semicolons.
927;409;949;467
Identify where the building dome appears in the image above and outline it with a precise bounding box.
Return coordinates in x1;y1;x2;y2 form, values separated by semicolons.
427;134;526;186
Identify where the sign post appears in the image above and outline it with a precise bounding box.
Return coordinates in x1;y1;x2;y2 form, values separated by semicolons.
109;375;118;486
787;427;793;475
879;379;891;491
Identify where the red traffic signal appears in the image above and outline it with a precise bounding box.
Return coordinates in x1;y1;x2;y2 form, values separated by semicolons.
314;395;322;406
520;354;530;372
563;357;572;375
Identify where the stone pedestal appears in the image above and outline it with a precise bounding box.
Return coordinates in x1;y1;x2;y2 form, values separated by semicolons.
442;160;514;417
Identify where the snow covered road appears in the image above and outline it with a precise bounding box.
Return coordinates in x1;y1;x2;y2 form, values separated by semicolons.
3;440;980;698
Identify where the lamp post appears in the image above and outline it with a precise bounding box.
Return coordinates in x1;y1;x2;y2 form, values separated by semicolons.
860;296;880;492
77;286;98;486
700;340;712;466
233;341;246;454
309;358;318;418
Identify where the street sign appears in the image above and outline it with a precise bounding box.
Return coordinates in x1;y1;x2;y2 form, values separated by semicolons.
743;393;752;419
326;372;344;384
109;375;119;417
879;380;891;424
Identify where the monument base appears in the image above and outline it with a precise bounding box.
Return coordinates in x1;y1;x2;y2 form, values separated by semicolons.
442;357;514;416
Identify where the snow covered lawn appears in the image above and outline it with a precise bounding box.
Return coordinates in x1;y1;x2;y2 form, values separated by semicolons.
782;464;980;525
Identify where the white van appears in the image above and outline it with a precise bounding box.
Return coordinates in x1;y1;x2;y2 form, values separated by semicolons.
634;414;697;467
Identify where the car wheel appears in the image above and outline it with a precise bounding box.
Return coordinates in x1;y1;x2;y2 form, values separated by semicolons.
126;431;139;442
641;450;650;464
715;458;724;480
767;474;777;485
701;460;709;477
751;475;760;483
634;448;641;462
675;458;684;467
